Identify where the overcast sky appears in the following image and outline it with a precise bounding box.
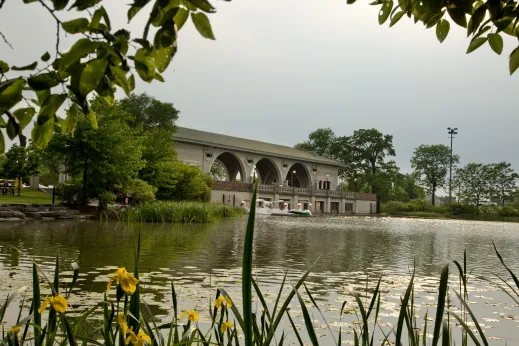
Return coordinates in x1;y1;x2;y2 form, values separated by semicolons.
1;0;517;176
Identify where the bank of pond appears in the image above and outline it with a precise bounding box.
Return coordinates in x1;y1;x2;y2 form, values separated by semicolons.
113;201;245;223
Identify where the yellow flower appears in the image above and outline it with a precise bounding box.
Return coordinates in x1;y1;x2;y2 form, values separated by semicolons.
11;326;20;334
38;295;68;313
118;313;131;338
221;321;233;333
107;267;139;295
127;330;151;346
179;310;199;322
214;296;232;308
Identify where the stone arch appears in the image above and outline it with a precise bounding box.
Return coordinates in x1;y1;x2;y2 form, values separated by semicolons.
255;158;281;185
285;163;312;188
209;152;246;182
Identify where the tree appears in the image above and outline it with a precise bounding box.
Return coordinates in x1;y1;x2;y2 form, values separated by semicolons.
0;0;215;151
411;144;459;205
454;163;493;205
486;162;518;206
42;96;145;204
349;0;519;75
402;173;426;201
155;161;214;202
3;144;40;196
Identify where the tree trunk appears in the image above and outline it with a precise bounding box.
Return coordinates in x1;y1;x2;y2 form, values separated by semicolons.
82;158;88;205
432;185;436;206
17;175;20;196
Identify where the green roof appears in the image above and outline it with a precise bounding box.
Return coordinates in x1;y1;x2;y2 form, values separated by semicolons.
174;127;344;167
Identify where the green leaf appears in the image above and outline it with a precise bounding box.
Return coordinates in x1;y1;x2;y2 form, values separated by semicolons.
0;78;26;114
41;52;51;62
509;46;519;75
191;12;215;39
11;62;38;71
59;38;99;73
87;109;98;129
448;6;467;28
90;6;111;31
378;0;393;25
60;105;78;133
110;65;131;96
28;72;60;90
467;5;486;36
79;59;108;96
70;0;102;11
390;11;405;27
134;48;156;82
153;45;174;73
62;18;90;34
128;0;151;21
436;19;450;43
37;93;67;125
187;0;215;13
13;107;35;130
128;74;135;91
154;72;165;82
431;264;449;346
0;131;4;154
6;117;18;140
174;8;189;29
296;291;320;346
488;33;503;55
0;117;5;128
0;60;9;74
466;36;487;53
32;117;54;148
52;0;69;10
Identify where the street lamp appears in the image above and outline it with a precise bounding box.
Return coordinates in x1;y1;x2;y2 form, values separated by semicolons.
447;127;458;204
291;170;296;188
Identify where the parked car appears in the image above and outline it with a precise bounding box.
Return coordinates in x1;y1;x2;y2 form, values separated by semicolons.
477;200;497;206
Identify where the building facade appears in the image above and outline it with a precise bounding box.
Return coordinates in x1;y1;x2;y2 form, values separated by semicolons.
175;127;377;214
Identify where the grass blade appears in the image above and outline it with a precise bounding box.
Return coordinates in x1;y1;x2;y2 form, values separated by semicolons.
395;270;414;346
129;230;141;332
271;270;288;323
242;183;258;346
432;264;449;346
450;312;482;346
353;293;369;346
296;290;319;346
286;309;304;346
32;263;41;343
252;278;271;321
493;242;519;291
452;290;488;346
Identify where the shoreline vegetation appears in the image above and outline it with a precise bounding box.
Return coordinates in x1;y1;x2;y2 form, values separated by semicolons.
1;186;518;345
112;201;245;223
381;200;519;223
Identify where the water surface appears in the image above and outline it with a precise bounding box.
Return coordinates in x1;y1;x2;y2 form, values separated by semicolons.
1;216;518;344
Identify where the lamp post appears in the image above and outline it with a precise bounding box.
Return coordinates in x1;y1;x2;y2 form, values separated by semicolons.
291;170;296;188
447;127;458;204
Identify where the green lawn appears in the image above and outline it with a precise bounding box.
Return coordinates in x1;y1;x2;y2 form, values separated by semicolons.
0;188;53;204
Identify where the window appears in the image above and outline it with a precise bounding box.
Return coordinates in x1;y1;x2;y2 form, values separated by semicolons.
205;152;213;158
345;203;353;212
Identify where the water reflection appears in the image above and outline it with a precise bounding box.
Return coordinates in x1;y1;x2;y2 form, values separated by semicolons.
1;216;519;344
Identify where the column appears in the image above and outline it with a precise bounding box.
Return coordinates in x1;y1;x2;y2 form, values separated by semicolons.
341;198;346;215
311;196;316;213
325;197;331;214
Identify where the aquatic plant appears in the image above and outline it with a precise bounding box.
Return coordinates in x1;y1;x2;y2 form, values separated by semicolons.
117;201;245;223
1;184;518;345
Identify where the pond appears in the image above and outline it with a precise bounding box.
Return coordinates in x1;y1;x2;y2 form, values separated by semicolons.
1;216;519;344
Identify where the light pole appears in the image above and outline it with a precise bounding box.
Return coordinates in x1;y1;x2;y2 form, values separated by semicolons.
447;127;458;204
291;170;296;188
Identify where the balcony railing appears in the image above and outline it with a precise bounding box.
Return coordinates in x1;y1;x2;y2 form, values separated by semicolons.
212;181;377;200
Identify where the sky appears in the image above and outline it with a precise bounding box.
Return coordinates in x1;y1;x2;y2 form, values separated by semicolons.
1;0;518;176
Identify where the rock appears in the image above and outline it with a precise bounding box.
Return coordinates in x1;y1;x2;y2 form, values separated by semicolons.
24;212;43;219
5;217;24;222
42;217;56;221
0;211;25;219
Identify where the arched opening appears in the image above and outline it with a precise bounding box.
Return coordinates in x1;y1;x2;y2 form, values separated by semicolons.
286;163;311;188
254;158;280;185
210;152;245;182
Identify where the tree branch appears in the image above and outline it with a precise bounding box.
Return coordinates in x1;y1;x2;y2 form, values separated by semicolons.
0;30;13;49
0;0;5;9
38;0;61;57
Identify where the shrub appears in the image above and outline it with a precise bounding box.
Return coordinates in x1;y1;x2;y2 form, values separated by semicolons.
499;206;519;217
407;199;427;212
127;178;157;205
449;203;478;215
479;205;500;216
98;190;116;211
55;182;83;204
381;201;408;213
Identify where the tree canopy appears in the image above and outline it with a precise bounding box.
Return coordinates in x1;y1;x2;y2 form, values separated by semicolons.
411;144;459;205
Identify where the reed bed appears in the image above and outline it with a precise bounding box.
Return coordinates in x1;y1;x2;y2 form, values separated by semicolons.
1;185;518;345
117;201;245;223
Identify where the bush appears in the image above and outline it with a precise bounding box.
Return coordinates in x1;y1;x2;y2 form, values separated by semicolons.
449;203;478;215
55;182;83;203
98;190;116;211
127;179;157;205
407;199;427;212
499;206;519;217
381;201;408;213
479;205;500;216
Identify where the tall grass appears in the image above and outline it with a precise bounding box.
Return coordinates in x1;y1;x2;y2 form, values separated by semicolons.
117;201;245;223
1;184;518;345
